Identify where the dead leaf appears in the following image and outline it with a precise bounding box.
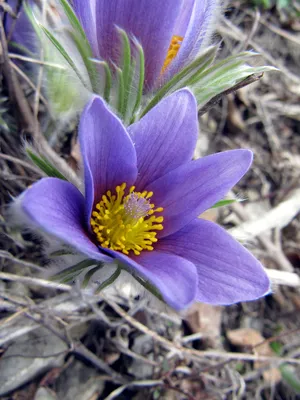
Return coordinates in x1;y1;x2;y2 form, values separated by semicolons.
227;328;263;348
227;328;281;384
199;208;219;222
227;94;246;132
104;352;120;365
291;294;300;310
184;303;222;347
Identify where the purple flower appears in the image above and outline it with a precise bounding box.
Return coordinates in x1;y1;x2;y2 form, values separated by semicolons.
73;0;219;89
21;89;270;310
3;0;37;54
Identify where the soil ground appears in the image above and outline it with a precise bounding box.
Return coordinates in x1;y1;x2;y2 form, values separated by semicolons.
1;1;300;399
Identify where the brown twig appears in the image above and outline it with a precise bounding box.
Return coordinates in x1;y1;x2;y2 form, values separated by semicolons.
198;74;263;117
0;17;37;133
100;295;300;366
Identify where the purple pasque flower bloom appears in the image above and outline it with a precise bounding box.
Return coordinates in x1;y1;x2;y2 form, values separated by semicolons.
3;0;37;54
21;89;270;310
72;0;219;89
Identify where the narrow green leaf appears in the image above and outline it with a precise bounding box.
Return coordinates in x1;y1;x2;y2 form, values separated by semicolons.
129;39;145;123
26;148;68;181
70;30;98;92
139;46;217;118
194;64;277;107
49;249;73;257
95;266;121;293
134;275;164;301
0;117;9;131
58;0;87;39
185;52;254;89
118;28;131;115
89;59;112;102
276;0;290;9
50;259;97;282
116;67;125;116
82;265;104;288
211;199;238;209
280;365;300;393
269;341;283;355
117;260;164;302
23;1;44;41
103;62;112;102
192;52;277;108
39;25;88;88
9;41;36;57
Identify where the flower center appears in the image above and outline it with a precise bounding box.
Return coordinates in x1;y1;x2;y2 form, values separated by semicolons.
90;183;164;256
161;35;184;73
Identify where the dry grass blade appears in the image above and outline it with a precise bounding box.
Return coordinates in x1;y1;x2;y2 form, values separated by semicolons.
100;295;300;366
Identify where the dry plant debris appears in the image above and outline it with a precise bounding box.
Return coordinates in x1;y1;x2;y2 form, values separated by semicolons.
1;0;300;399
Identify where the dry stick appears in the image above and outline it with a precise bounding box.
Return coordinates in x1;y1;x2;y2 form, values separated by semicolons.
0;18;36;133
0;19;81;188
101;295;300;365
266;269;300;288
9;53;67;69
0;251;45;272
198;74;263;117
219;18;300;85
104;380;164;400
34;1;46;119
231;188;300;241
0;271;72;291
230;202;294;273
0;288;127;384
73;343;128;384
26;313;127;384
0;153;42;175
2;271;299;352
10;61;49;108
237;8;261;52
0;1;16;15
254;15;300;46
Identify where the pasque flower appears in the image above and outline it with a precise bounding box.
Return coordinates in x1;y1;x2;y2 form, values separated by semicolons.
2;0;36;54
6;1;273;127
20;89;270;310
73;0;219;89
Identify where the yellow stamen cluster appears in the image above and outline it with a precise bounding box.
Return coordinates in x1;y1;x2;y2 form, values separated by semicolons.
90;183;164;256
161;35;184;73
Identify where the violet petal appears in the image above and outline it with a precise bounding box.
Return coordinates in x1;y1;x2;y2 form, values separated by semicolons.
148;150;253;237
79;96;137;226
128;89;198;191
21;178;112;263
157;218;271;304
165;0;219;79
101;248;197;310
73;0;100;57
95;0;182;89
